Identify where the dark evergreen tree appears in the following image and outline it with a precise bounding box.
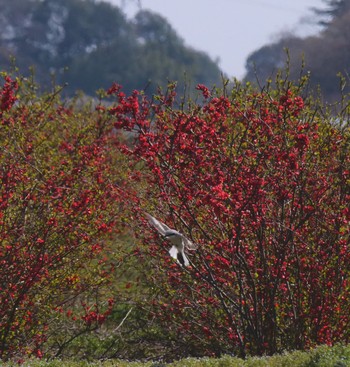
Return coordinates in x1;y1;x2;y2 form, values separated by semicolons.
315;0;350;24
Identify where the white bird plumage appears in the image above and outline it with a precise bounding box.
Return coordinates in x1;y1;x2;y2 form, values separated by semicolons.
146;213;197;266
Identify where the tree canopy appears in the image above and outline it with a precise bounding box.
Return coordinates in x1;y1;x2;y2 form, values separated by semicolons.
0;0;222;95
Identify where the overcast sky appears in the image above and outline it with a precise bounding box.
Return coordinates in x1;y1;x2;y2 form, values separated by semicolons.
108;0;327;79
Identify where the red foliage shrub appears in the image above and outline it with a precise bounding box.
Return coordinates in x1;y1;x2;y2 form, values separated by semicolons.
0;74;129;360
109;81;350;357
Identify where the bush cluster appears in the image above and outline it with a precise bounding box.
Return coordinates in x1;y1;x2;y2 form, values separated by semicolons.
0;70;350;362
0;73;135;360
107;76;350;357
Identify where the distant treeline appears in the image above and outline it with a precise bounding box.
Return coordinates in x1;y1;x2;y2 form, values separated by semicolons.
0;0;222;95
243;0;350;102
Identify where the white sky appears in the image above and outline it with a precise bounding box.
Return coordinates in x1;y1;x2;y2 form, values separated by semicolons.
108;0;327;79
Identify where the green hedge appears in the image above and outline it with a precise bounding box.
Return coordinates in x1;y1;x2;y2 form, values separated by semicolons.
6;344;350;367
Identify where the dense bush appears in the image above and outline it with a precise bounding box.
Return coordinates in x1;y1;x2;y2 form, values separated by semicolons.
1;69;350;362
0;73;134;360
107;76;350;358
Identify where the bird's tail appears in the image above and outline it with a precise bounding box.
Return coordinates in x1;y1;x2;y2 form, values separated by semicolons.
169;246;189;267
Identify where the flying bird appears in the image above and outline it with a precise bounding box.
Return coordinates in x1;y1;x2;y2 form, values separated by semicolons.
146;213;197;266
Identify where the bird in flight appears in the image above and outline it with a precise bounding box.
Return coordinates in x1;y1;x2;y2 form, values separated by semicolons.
146;213;197;266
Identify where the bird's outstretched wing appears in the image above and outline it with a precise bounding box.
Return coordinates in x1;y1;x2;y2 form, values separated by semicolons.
145;213;172;235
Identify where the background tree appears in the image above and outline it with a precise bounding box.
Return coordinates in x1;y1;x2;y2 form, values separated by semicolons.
244;0;350;101
0;0;222;96
314;0;350;24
